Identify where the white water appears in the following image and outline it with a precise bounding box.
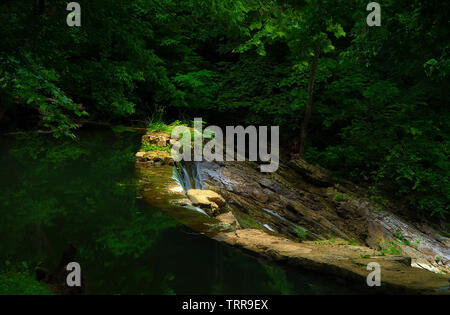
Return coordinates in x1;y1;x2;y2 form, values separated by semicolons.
182;167;192;191
263;224;276;232
173;162;203;192
263;208;289;222
172;165;209;217
184;205;210;217
192;162;203;189
172;167;187;192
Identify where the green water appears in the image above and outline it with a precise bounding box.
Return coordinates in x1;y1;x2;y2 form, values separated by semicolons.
0;127;352;294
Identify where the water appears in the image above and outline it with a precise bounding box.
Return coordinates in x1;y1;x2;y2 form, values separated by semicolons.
0;127;353;294
174;162;203;192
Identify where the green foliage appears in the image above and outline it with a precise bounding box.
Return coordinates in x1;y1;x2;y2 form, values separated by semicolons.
260;262;294;295
0;129;182;294
295;226;308;241
0;0;448;220
0;272;53;295
346;238;359;246
380;246;402;256
147;121;170;133
96;214;177;258
393;228;418;249
0;55;87;138
393;229;404;240
0;261;53;295
313;237;337;245
142;143;171;152
335;194;345;202
304;1;449;219
381;237;411;255
146;105;170;132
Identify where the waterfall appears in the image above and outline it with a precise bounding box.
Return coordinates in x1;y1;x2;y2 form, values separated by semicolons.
192;162;203;189
182;166;193;191
172;167;186;192
172;163;209;217
172;162;203;193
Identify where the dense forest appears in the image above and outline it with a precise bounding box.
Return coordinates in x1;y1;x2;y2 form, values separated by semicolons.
0;0;448;221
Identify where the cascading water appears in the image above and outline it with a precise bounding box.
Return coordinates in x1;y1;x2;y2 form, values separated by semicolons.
172;162;203;193
172;167;186;192
171;161;210;216
191;162;203;189
182;166;193;191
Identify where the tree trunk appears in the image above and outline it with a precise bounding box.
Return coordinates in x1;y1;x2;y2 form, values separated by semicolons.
298;44;320;159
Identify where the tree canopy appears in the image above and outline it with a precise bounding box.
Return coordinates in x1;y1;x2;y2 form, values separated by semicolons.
0;0;448;218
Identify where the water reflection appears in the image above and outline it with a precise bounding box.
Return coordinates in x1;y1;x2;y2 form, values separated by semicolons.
0;127;350;294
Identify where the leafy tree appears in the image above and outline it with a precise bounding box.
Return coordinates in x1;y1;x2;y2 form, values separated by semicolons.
0;0;448;219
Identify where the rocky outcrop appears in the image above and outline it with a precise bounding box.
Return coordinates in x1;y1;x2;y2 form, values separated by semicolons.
196;159;450;276
215;229;450;294
136;132;174;166
288;158;333;187
136;150;174;166
215;211;241;230
187;189;227;216
141;132;170;147
135;131;450;294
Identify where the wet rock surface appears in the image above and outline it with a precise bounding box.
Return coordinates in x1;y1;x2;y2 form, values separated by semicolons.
197;160;450;277
214;229;450;294
186;189;227;216
135;131;450;294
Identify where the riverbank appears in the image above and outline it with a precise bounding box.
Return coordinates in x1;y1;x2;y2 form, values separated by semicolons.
3;127;332;294
136;131;450;294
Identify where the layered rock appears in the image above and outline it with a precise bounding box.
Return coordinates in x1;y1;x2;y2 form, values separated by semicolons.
135;131;450;293
196;159;450;275
215;229;450;294
136;131;174;165
135;150;174;166
186;189;227;216
141;132;170;147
